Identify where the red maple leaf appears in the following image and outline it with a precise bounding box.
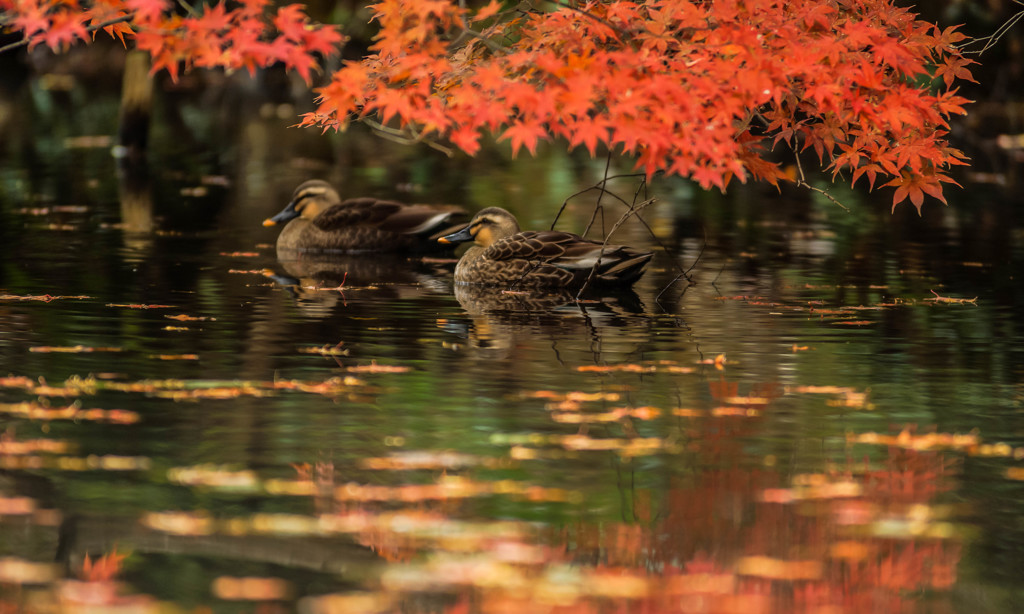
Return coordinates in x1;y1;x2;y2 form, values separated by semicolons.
40;11;89;51
124;0;170;24
499;119;547;157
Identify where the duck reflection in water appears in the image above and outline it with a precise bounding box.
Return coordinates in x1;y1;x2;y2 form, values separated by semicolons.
264;255;454;319
263;180;467;255
441;283;649;360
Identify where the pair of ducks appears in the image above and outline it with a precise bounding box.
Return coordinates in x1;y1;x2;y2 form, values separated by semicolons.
263;180;652;289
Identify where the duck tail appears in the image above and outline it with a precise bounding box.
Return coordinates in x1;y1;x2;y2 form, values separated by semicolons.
596;249;653;285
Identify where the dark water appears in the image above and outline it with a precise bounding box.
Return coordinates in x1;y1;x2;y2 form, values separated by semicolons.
0;61;1023;613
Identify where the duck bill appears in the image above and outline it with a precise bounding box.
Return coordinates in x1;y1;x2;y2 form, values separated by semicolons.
263;199;300;227
438;225;474;245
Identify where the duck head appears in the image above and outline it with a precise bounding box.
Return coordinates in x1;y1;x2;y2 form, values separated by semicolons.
438;207;521;247
263;180;342;227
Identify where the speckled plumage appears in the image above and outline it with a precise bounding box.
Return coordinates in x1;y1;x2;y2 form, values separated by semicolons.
439;207;652;289
264;180;467;254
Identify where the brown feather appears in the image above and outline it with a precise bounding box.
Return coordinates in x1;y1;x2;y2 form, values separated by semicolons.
267;180;467;254
448;207;652;288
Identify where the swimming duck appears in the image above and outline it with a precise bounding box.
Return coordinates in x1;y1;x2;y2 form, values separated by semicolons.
439;207;652;289
263;180;467;254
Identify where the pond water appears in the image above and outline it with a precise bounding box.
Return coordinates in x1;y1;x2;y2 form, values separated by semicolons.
0;64;1023;613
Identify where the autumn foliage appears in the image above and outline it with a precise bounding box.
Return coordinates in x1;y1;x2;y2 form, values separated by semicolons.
1;0;976;211
0;0;343;83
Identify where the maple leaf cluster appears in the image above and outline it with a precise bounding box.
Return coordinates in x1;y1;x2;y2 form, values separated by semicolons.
1;0;975;212
298;0;974;213
0;0;343;83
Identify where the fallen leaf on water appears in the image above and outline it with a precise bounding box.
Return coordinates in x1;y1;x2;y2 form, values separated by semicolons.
29;345;122;353
16;205;90;215
710;406;760;417
213;576;291;601
298;345;349;356
697;354;728;370
219;252;261;258
925;289;978;305
141;511;214;535
578;364;656;373
0;438;71;455
361;451;495;471
847;427;980;451
153;387;269;400
165;314;215;322
149;354;199;360
168;465;261;491
0;402;140;424
346;363;412;374
672;408;705;417
529;391;621;402
2;294;91;302
722;396;771;405
107;303;173;309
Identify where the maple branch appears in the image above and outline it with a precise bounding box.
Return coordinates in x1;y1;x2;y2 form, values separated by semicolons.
176;0;201;18
959;2;1024;55
546;0;634;44
0;14;135;55
450;26;510;55
794;150;850;212
361;119;455;157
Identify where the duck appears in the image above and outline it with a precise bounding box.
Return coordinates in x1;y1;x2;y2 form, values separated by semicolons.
438;207;652;289
263;180;467;254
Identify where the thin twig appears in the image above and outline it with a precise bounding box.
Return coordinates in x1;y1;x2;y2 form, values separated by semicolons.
449;26;510;55
551;171;648;230
575;197;656;298
793;149;849;211
581;152;614;237
176;0;200;18
362;118;455;156
959;4;1024;55
655;226;704;302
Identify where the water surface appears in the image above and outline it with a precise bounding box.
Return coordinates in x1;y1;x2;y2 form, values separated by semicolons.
0;67;1022;613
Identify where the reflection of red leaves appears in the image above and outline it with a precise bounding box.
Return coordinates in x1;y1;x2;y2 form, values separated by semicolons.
106;303;172;309
165;314;215;321
80;547;126;582
346;362;411;374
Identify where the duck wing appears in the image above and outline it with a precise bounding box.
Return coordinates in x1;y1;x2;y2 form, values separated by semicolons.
311;198;403;231
376;204;467;235
313;198;465;235
484;231;578;262
487;231;652;285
